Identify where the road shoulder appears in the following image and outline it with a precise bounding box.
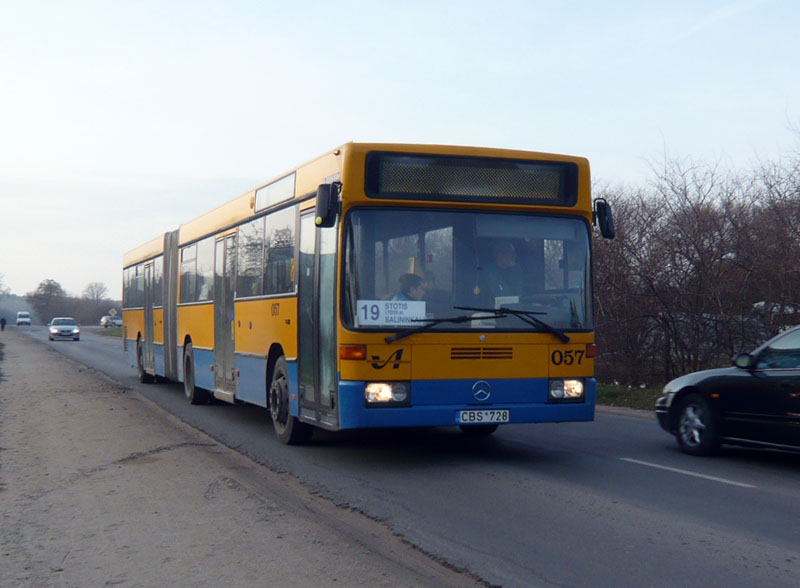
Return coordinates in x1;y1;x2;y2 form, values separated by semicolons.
0;329;483;587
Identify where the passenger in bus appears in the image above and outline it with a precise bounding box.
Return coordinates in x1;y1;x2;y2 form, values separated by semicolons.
392;273;426;301
484;241;524;299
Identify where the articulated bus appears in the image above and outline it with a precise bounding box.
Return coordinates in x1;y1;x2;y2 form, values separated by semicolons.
122;142;615;444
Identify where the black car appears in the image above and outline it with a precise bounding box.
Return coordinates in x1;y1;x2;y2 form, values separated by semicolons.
656;325;800;455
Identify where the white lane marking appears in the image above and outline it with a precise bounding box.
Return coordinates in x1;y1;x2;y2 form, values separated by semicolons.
621;458;757;489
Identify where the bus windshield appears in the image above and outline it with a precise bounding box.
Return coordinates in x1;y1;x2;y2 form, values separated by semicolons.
342;207;592;332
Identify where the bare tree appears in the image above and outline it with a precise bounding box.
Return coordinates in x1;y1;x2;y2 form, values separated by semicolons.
592;153;798;386
0;273;10;296
749;155;800;332
593;187;664;385
83;282;109;302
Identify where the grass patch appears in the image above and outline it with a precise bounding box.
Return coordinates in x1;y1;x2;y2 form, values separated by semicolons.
95;326;123;337
597;384;662;411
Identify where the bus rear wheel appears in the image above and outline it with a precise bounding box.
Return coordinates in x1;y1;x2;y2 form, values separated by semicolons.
137;340;154;383
269;356;312;445
183;343;209;405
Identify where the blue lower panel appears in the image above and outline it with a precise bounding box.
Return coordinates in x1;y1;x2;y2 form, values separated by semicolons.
154;343;165;377
288;361;299;417
338;378;596;430
177;345;184;382
235;354;268;407
126;342;136;369
192;348;215;391
125;341;165;376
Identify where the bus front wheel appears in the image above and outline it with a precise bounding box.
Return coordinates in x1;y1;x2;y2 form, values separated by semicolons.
269;356;312;445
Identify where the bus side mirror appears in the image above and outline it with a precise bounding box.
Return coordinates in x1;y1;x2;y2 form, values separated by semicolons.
315;182;341;228
594;198;615;240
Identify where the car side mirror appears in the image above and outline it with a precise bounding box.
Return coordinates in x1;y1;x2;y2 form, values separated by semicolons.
593;198;615;240
732;352;755;370
315;182;341;228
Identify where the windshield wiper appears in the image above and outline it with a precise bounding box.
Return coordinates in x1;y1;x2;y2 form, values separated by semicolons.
384;311;505;343
454;306;570;343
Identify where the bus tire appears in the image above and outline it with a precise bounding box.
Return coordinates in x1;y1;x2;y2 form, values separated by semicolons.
137;339;154;383
269;356;312;445
459;424;499;437
183;343;209;405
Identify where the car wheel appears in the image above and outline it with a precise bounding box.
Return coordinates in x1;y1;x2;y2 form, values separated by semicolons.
676;393;720;456
269;356;312;445
459;424;499;437
74;336;80;341
137;340;154;383
48;336;53;341
183;342;209;404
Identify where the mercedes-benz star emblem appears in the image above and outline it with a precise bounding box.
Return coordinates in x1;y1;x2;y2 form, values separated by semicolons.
472;380;491;402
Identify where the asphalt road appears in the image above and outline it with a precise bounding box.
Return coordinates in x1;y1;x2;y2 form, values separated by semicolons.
16;325;800;587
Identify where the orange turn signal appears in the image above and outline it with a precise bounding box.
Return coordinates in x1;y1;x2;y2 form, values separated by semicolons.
339;344;367;360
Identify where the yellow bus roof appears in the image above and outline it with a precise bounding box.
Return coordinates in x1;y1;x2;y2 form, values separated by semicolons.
177;144;346;245
124;142;590;266
123;233;164;268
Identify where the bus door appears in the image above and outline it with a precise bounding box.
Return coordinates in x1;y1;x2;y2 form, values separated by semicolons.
143;262;155;373
214;235;237;402
298;213;339;429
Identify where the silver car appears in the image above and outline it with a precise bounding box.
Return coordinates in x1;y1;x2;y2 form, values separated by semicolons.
48;317;81;341
100;315;122;328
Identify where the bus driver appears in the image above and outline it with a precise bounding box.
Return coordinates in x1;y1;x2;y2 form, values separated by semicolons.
485;241;523;299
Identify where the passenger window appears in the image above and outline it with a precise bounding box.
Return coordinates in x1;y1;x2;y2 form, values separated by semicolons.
264;205;296;295
237;217;265;298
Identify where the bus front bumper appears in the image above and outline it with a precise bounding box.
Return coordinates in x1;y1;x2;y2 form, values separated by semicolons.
336;378;596;430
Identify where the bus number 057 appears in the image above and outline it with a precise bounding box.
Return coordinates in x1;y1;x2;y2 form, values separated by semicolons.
551;349;584;366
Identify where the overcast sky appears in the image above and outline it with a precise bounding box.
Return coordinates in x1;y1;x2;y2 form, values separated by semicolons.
1;0;798;300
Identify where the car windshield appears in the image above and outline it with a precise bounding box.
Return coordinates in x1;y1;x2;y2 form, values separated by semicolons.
756;328;800;369
52;318;76;326
342;208;592;331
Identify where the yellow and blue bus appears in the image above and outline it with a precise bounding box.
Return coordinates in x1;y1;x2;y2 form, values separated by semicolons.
123;142;615;444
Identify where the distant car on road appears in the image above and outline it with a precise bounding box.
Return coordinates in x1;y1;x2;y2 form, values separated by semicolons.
48;317;81;341
100;315;123;328
656;325;800;455
16;311;31;326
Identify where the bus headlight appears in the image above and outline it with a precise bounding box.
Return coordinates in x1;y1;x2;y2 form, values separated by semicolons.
365;382;410;406
549;379;585;402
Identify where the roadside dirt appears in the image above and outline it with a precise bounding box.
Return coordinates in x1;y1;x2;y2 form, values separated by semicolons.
0;329;484;587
